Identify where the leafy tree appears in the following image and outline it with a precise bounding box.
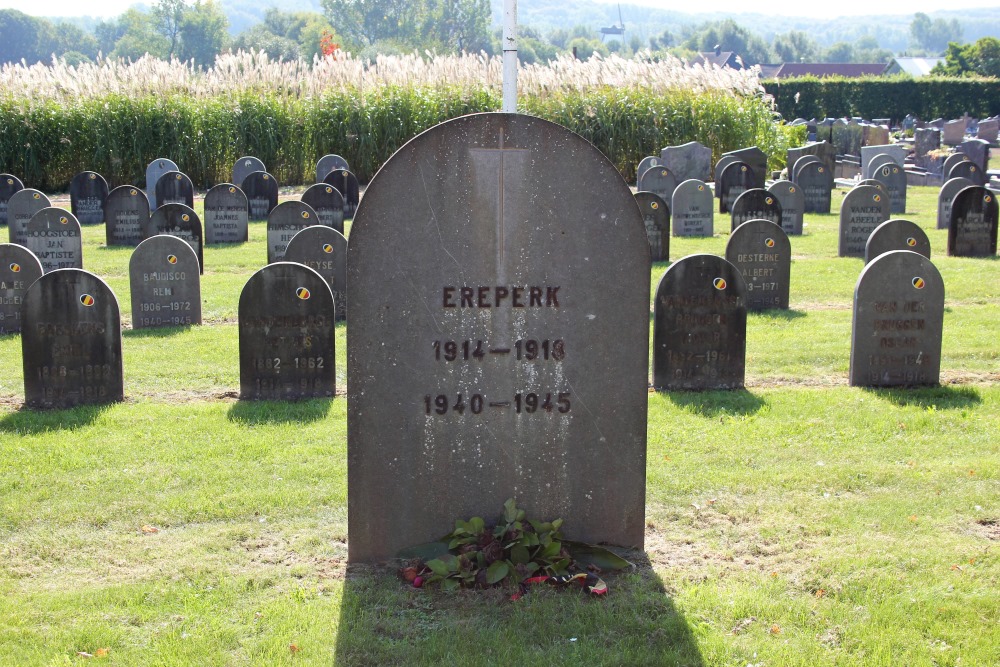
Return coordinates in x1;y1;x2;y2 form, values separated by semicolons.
153;0;188;59
910;12;962;54
823;41;854;63
773;31;818;63
934;37;1000;77
321;0;427;48
681;19;774;65
178;0;228;67
233;24;301;60
423;0;491;52
111;9;170;60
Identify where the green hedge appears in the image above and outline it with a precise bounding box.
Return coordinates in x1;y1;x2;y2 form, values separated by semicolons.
763;76;1000;124
0;88;792;192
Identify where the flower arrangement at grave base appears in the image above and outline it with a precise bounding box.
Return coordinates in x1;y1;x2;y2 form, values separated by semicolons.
398;498;632;599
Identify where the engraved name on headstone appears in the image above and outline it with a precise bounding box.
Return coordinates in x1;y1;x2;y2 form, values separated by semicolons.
725;220;790;310
634;191;670;262
145;158;178;209
105;185;149;247
7;189;52;246
283;225;347;320
204;184;249;244
730;188;782;232
718;161;754;214
840;185;890;257
69;171;109;225
937;177;975;230
241;171;279;220
25;208;83;272
129;235;202;328
948;186;998;257
144;203;204;273
300;183;345;234
865;219;931;264
267;201;318;263
767;180;805;235
0;243;42;334
671;179;713;237
0;174;25;228
154;171;194;210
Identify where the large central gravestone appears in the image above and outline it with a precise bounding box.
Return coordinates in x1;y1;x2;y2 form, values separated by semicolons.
637;166;678;204
242;171;279;220
204;184;249;244
284;225;348;320
671;179;713;236
722;147;767;189
25;208;83;272
21;269;124;408
860;144;907;179
839;185;890;257
796;160;833;214
660;141;712;183
154;171;194;210
0;243;43;334
347;113;650;562
69;171;109;225
105;185;150;246
730;188;781;232
948;186;999;257
718;161;754;214
725;220;790;310
7;189;52;246
866;219;931;264
129;235;202;328
0;174;25;228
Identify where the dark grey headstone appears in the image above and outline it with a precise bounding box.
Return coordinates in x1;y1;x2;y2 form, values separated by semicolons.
21;268;123;408
144;203;204;273
322;169;360;219
145;158;178;209
871;162;907;214
69;171;109;225
942;119;965;145
300;183;345;234
0;174;25;228
25;208;83;273
105;185;149;247
840;185;890;257
634;191;669;262
129;235;202;328
238;262;335;400
154;171;194;210
660;141;712;183
316;154;349;183
722;147;767;189
850;250;943;387
637;166;678;204
791;155;821;183
725;220;790;310
866;153;899;178
787;141;835;178
232;156;265;192
861;145;906;179
7;189;52;246
241;171;279;220
730;188;782;232
347;113;649;562
713;155;738;194
636;156;661;183
796;160;833;214
937;177;976;230
204;184;248;244
948;160;986;186
767;180;804;235
857;179;887;197
267;201;319;263
283;225;347;320
0;243;42;334
718;161;754;214
956;139;989;172
942;153;969;178
671;179;713;237
865;219;930;264
653;253;746;389
948;186;998;257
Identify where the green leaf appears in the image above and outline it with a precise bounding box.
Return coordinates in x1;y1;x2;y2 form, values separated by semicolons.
440;554;460;572
523;562;539;575
529;520;551;533
503;498;518;523
524;533;540;547
448;537;462;550
426;558;450;576
541;540;562;559
511;545;530;564
468;517;485;534
397;541;450;560
564;541;635;570
454;519;468;534
441;577;461;592
486;560;510;584
551;518;563;531
550;558;571;575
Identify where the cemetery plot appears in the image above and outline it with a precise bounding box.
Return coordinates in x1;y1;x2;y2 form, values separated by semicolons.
7;189;52;246
0;243;42;334
865;219;930;264
69;171;109;225
242;171;279;220
671;180;713;237
204;184;249;244
267;201;319;263
634;191;669;262
725;220;790;310
283;225;348;320
948;186;998;257
105;186;149;247
129;235;202;328
145;158;178;209
24;208;83;272
144;204;204;273
839;185;889;257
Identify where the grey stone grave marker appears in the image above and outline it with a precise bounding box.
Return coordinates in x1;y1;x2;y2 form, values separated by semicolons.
7;189;51;246
232;156;265;192
864;125;890;147
347;113;649;562
787;141;836;178
267;201;318;263
866;153;898;177
722;147;767;189
942;153;969;177
145;158;177;209
25;208;83;272
857;179;888;197
653;253;746;389
660;141;712;183
637;166;677;204
948;160;986;186
21;268;123;408
0;174;25;228
69;171;109;225
634;191;669;261
730;188;781;232
283;225;347;320
238;262;335;400
316;154;349;183
937;177;975;229
977;118;998;144
301;183;345;234
718;161;754;214
871;162;907;214
636;156;661;182
797;161;833;213
840;185;890;257
725;219;790;310
861;145;906;179
0;243;42;334
144;203;204;273
671;179;714;236
767;180;805;235
129;235;202;328
714;155;738;194
948;186;998;257
105;185;149;247
914;128;941;171
865;219;930;264
322;169;360;219
154;171;194;210
957;139;989;172
943;119;965;145
850;250;943;387
242;171;279;220
791;155;821;183
204;184;248;244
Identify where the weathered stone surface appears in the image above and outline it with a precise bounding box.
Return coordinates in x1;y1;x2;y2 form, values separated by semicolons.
238;262;335;400
154;171;194;210
0;174;24;229
637;166;678;204
725;220;790;310
21;268;123;408
25;208;83;272
232;156;265;192
948;159;986;186
145;158;178;209
850;250;943;387
722;147;767;189
861;144;907;179
937;177;975;230
105;185;149;247
767;180;804;235
914;128;941;171
144;203;204;273
283;225;347;320
634;191;669;262
840;185;890;257
322;169;360;219
7;189;51;246
301;183;345;234
653;253;746;389
129;235;202;328
0;243;42;334
347;113;649;562
948;186;998;257
718;161;755;214
791;155;821;183
863;125;890;147
241;171;279;220
660;141;712;183
204;184;248;244
730;188;782;232
316;154;349;183
942;153;969;178
942;119;965;145
636;156;661;183
976;118;998;145
671;179;713;237
69;171;109;225
267;201;318;263
866;219;930;264
956;139;989;172
871;162;908;214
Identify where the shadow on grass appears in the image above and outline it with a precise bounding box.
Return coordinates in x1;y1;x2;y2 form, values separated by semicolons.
0;402;115;434
662;388;767;417
863;385;982;409
334;551;703;666
122;325;194;339
752;308;807;320
226;397;333;425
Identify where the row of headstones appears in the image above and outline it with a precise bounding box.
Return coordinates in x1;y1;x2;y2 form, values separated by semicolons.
10;263;337;409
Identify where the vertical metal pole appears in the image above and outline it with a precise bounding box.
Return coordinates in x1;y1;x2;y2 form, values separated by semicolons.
502;0;518;113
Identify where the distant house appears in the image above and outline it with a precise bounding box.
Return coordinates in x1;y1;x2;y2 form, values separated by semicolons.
883;57;945;77
764;63;887;79
692;47;744;70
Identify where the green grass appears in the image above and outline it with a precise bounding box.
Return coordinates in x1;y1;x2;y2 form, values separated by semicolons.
0;185;997;665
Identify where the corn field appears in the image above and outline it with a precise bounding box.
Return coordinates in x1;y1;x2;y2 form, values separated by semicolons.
0;50;796;190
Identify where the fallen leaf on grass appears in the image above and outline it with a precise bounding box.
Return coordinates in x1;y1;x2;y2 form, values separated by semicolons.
770;625;782;635
289;644;301;655
141;525;159;534
909;515;918;523
815;589;826;597
968;470;976;476
950;564;963;572
95;648;109;658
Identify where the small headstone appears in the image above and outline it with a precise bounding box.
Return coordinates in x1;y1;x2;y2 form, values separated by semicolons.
791;155;821;183
104;185;149;247
976;118;998;145
636;156;661;182
238;262;335;400
652;253;746;390
660;141;712;183
865;219;930;264
144;203;204;273
871;162;907;214
69;171;109;225
840;185;890;257
145;158;178;209
948;160;986;186
714;155;738;194
129;235;202;328
948;186;998;257
316;154;350;183
232;156;266;192
267;201;319;263
21;269;124;408
724;219;790;311
7;189;52;246
283;225;348;320
942;153;969;178
866;153;899;177
204;184;249;244
718;161;755;214
730;188;782;232
942;119;965;145
863;125;891;147
0;174;25;228
637;166;678;204
861;145;907;179
767;180;805;235
956;139;989;172
25;208;83;273
322;169;360;219
937;177;976;229
722;147;767;189
300;183;345;234
634;191;670;261
154;171;194;210
857;179;888;197
850;250;943;387
0;243;42;334
242;171;279;220
671;179;714;236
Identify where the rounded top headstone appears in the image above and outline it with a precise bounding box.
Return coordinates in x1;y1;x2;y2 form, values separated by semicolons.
316;154;350;183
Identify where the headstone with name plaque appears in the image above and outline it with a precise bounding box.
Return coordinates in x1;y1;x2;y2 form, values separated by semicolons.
865;219;931;264
722;147;767;189
129;235;202;328
948;186;998;257
0;243;42;334
347;113;650;562
660;141;712;183
69;171;109;225
145;158;178;209
634;191;669;262
204;184;249;244
7;189;52;246
242;171;279;220
232;156;265;192
636;156;661;183
791;155;821;184
154;171;194;210
942;153;969;178
21;268;124;408
937;177;975;229
653;253;747;390
871;162;907;214
718;161;754;214
638;166;678;204
840;185;890;257
767;180;804;235
267;201;318;263
144;203;204;273
0;174;25;228
956;138;989;172
105;185;149;246
948;160;986;186
850;250;943;387
730;188;782;232
322;169;360;219
238;262;335;400
283;225;348;320
300;183;345;234
861;145;906;179
797;162;833;214
671;179;713;237
316;154;349;183
788;141;836;179
725;220;790;311
25;208;83;272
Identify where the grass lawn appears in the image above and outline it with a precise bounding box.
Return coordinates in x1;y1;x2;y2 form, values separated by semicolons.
0;185;997;665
